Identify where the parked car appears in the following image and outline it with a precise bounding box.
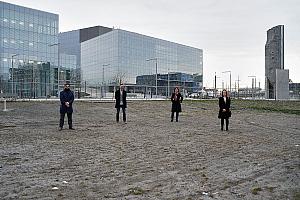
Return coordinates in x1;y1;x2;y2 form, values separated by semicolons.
188;93;199;98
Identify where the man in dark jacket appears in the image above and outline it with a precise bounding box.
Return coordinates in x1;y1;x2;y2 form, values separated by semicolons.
115;84;127;123
59;82;74;130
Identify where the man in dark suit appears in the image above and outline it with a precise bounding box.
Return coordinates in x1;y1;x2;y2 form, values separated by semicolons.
59;82;75;130
115;84;127;123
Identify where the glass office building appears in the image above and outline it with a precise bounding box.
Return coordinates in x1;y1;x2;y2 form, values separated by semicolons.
81;29;203;94
0;1;60;97
59;30;80;68
58;26;113;94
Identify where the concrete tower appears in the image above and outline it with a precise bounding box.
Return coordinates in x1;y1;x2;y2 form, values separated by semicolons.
265;25;289;99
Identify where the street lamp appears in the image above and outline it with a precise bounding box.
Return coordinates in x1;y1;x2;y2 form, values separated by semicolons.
167;68;170;97
102;64;110;84
102;64;110;98
60;70;65;83
146;58;158;97
11;54;19;96
222;80;225;90
248;75;256;99
214;72;221;97
49;43;60;95
235;75;241;99
222;70;231;94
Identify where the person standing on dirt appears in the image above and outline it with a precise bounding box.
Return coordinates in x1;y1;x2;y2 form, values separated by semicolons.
171;87;183;122
59;82;75;131
115;84;127;123
218;89;231;131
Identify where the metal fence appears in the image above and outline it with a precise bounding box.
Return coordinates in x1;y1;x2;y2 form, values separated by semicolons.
0;80;80;99
0;81;201;99
79;83;200;99
1;81;299;100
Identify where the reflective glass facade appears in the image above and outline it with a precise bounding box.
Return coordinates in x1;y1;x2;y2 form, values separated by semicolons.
81;29;203;88
0;1;60;97
58;26;113;93
59;30;80;68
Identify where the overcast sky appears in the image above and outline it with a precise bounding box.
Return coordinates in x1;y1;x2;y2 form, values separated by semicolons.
8;0;300;88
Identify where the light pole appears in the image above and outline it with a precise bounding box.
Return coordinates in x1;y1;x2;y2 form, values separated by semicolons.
167;68;170;97
60;70;65;84
215;72;217;97
146;58;158;97
102;64;110;98
11;54;19;96
235;75;241;99
222;80;224;90
222;70;231;94
49;43;60;96
248;75;256;99
96;82;99;98
214;72;221;97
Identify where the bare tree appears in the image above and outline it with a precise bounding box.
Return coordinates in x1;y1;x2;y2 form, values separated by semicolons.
112;72;127;86
111;72;127;98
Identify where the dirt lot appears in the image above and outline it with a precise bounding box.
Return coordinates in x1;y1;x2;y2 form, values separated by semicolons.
0;100;299;200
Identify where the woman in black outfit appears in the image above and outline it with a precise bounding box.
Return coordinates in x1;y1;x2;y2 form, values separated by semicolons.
218;89;231;131
171;87;183;122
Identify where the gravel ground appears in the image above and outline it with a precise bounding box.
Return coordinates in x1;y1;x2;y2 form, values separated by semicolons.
0;100;299;200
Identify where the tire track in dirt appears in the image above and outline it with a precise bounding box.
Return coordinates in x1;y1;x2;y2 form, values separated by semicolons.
236;114;300;135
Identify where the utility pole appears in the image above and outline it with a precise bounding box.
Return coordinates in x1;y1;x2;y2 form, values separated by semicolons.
215;74;221;97
214;72;217;98
222;70;231;94
234;81;237;98
222;80;224;90
235;76;241;99
248;76;256;99
167;69;170;97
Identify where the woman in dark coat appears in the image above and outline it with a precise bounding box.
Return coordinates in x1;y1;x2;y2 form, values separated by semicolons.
171;87;183;122
218;89;231;131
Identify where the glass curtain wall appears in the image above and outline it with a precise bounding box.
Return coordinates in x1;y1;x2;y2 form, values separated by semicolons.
0;1;59;98
81;29;203;95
